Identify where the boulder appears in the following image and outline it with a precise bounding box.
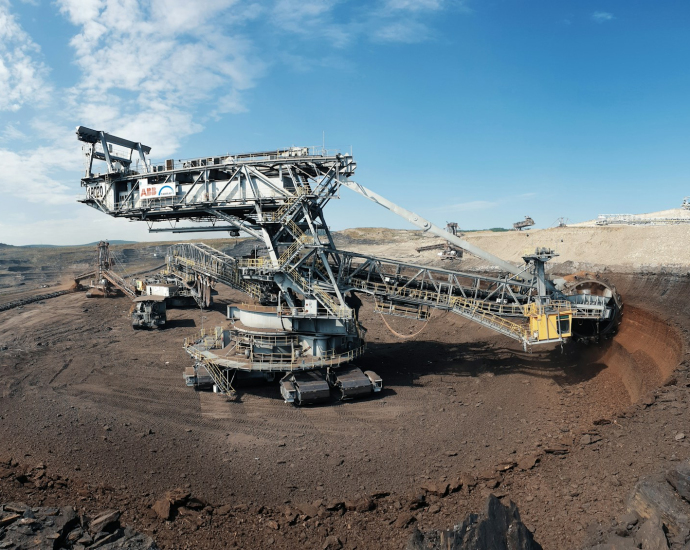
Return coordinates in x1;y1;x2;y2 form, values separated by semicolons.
53;506;79;537
296;503;318;518
634;515;669;550
152;498;172;520
449;478;463;493
585;534;638;550
407;493;426;510
355;497;375;513
0;503;156;550
517;454;540;471
89;510;121;534
164;488;190;507
421;481;449;498
325;500;344;511
460;473;477;491
666;461;690;503
628;474;690;537
394;512;416;529
406;494;542;550
344;496;374;513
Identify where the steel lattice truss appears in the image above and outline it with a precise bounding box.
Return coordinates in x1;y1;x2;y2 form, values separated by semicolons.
77;126;619;348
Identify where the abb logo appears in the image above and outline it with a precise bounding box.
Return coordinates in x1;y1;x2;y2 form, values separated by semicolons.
141;184;175;198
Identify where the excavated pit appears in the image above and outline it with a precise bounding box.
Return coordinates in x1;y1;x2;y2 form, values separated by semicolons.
0;271;688;550
591;305;683;403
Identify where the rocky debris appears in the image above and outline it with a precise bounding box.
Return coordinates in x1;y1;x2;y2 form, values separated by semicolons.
150;488;206;521
587;534;638;549
0;501;157;549
296;502;319;518
89;509;121;534
420;481;450;497
580;433;603;446
628;474;690;538
406;494;542;549
517;453;540;471
323;535;343;549
344;496;374;513
543;444;569;455
635;515;669;549
583;460;690;549
460;473;478;492
151;498;171;520
408;493;427;510
641;395;656;407
395;512;417;529
666;462;690;503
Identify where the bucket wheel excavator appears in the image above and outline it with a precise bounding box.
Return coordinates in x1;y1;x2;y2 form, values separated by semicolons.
75;126;621;405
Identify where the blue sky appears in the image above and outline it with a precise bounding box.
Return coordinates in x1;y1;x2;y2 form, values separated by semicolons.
1;0;689;245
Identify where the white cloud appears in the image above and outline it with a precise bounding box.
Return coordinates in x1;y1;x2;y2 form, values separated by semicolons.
592;11;614;24
385;0;444;11
0;0;51;111
373;20;430;43
269;0;463;49
0;122;28;141
0;147;75;205
0;0;462;241
271;0;352;48
57;0;265;156
435;200;497;212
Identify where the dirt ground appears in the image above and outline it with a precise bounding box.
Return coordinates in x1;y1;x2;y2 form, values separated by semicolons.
0;237;689;549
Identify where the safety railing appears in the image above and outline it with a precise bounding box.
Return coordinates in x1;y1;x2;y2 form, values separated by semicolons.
237;257;274;268
277;221;316;266
262;186;311;223
373;300;430;321
570;306;606;319
170;249;263;300
232;331;300;349
448;295;528;341
202;359;235;394
349;277;555;344
349;278;527;316
185;336;365;372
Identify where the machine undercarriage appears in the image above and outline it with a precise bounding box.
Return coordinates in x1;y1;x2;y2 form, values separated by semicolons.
75;126;622;405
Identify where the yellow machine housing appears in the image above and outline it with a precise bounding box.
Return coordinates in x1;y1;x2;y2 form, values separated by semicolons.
525;302;572;343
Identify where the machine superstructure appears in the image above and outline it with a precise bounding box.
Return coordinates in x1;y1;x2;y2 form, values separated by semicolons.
76;126;621;404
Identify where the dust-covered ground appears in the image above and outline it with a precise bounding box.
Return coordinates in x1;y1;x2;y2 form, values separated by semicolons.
0;229;689;549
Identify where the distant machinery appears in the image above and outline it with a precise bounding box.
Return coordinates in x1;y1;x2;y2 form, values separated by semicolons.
75;126;621;404
596;214;690;226
595;196;690;225
73;241;197;329
74;241;139;299
513;216;535;231
415;222;464;259
556;217;568;228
